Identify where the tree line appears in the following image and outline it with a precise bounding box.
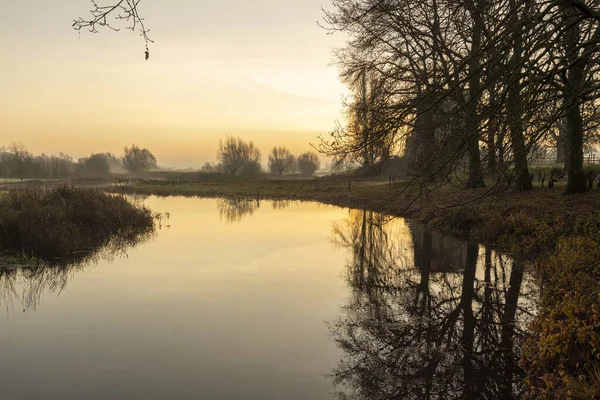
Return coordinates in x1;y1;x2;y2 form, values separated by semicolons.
203;136;321;177
0;138;321;179
318;0;600;194
0;143;157;179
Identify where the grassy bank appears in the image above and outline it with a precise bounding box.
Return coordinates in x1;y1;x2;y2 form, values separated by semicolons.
115;178;600;398
113;179;600;258
0;186;158;266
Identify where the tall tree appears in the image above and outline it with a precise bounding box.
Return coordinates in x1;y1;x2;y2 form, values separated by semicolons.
462;0;487;189
505;0;534;190
561;4;589;193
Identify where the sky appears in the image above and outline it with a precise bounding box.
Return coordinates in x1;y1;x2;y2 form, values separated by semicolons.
0;0;348;168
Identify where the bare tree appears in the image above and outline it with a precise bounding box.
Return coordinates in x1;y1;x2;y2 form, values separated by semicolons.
322;0;491;188
268;147;295;175
122;144;157;173
320;68;397;173
297;152;321;176
217;136;262;176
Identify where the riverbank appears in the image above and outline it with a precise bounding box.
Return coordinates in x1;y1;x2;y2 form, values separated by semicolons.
109;179;592;251
114;178;600;398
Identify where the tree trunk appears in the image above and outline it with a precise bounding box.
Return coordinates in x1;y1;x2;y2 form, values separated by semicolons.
497;129;506;172
507;0;533;191
487;93;498;176
500;262;524;400
407;93;437;173
487;130;497;176
461;243;479;399
563;7;588;194
555;119;567;165
464;0;485;189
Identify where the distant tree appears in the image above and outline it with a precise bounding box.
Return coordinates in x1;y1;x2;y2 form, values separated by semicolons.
0;146;8;177
5;142;33;178
329;155;357;174
268;147;295;175
76;153;110;178
49;153;75;178
102;153;124;172
217;136;262;176
0;145;78;179
297;152;321;176
122;145;157;174
201;162;221;173
239;158;263;177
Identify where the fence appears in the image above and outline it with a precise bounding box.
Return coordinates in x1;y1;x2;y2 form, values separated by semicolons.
530;154;600;166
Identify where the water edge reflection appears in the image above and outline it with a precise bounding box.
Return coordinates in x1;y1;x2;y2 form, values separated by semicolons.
329;209;537;400
216;198;290;223
0;222;159;313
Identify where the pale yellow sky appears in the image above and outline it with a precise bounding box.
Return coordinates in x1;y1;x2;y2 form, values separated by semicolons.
0;0;347;167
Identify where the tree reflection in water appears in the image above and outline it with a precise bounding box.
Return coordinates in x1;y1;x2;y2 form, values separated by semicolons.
216;198;290;223
329;209;536;400
0;224;158;314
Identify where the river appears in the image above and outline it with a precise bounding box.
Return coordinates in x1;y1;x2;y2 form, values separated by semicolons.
0;197;537;399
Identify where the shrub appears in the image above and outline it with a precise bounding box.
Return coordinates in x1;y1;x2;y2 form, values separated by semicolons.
0;186;157;264
521;237;600;399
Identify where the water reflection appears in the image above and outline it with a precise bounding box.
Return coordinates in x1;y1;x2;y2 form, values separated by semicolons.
1;264;77;312
329;210;535;400
271;199;291;210
0;224;157;313
216;198;290;223
216;198;259;223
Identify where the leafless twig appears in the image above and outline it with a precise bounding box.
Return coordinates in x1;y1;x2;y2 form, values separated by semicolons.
73;0;153;58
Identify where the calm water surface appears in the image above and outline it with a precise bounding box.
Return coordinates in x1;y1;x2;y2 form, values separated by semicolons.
0;197;537;399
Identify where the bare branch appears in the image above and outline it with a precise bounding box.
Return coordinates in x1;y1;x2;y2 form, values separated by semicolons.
73;0;153;58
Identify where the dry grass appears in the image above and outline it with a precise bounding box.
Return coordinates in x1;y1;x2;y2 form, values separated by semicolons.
0;186;157;264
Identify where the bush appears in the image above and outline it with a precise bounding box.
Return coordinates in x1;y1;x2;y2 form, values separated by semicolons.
521;237;600;399
0;186;157;263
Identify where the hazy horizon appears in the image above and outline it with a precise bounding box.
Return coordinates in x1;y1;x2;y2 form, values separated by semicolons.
1;0;347;168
